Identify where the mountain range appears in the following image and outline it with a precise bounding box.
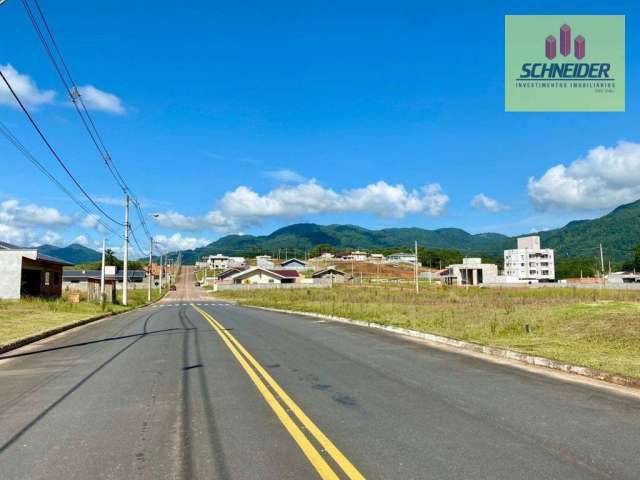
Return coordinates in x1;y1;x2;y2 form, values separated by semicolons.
37;243;102;265
35;199;640;264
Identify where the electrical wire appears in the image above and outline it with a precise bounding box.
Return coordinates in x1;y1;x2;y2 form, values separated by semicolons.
22;0;154;243
0;120;124;240
0;69;125;227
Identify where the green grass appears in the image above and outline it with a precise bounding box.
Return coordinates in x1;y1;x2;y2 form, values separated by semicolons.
217;285;640;379
0;288;165;348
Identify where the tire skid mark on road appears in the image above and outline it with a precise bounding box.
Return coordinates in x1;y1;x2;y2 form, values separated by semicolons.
177;306;230;480
0;309;157;414
192;304;366;480
0;309;162;456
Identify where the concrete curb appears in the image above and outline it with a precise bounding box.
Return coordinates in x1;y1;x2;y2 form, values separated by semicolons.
247;305;640;390
0;291;169;356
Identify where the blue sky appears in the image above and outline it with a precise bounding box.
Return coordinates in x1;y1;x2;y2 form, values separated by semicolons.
1;0;639;254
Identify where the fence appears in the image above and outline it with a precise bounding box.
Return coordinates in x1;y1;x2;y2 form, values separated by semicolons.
214;283;331;291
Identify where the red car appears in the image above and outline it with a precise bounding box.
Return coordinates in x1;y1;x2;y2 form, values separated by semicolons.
170;285;177;291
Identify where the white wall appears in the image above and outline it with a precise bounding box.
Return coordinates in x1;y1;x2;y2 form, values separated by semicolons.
0;251;23;299
240;272;282;284
504;248;555;280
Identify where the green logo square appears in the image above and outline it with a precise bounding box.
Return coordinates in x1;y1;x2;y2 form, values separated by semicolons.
505;15;625;112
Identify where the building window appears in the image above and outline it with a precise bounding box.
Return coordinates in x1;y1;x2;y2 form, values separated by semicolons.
44;271;51;286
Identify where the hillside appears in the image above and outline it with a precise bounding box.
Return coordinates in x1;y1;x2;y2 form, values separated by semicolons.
37;243;101;264
179;199;640;263
179;223;514;263
539;200;640;260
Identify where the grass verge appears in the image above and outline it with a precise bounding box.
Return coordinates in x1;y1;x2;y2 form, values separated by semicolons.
0;288;165;348
217;284;640;379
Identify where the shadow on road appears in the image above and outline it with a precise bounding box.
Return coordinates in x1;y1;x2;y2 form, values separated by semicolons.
0;328;184;360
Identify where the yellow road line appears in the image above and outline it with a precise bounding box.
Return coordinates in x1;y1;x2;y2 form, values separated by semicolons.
191;304;341;480
202;309;366;480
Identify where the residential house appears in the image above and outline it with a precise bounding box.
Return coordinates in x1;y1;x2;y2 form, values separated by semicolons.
0;241;72;300
214;267;247;284
312;266;347;283
607;272;640;284
369;253;385;263
206;254;230;269
256;255;275;269
348;251;369;261
387;253;417;264
228;267;299;285
442;258;498;286
63;268;148;291
228;256;246;268
280;258;308;271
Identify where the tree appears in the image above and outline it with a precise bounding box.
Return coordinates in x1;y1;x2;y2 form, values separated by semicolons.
633;244;640;271
104;248;118;266
310;244;336;258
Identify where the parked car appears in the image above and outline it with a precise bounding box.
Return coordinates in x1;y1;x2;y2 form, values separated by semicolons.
170;285;177;291
194;281;201;287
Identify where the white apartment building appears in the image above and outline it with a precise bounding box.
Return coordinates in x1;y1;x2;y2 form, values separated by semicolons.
504;236;555;281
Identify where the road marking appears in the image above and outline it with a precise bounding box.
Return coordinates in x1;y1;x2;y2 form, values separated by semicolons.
192;304;365;480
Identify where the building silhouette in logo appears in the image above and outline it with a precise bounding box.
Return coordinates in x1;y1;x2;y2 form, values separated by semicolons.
545;24;585;60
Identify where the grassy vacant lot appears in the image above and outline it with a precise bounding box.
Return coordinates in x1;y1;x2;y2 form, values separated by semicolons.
217;285;640;379
0;289;164;348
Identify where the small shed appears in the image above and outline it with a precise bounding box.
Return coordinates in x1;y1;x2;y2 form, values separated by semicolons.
87;277;117;303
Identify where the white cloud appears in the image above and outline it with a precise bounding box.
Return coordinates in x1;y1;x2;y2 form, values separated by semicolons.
151;180;449;234
39;230;64;246
470;193;508;213
528;141;640;211
264;169;307;183
0;199;71;227
219;180;448;222
80;213;107;233
153;233;211;252
0;64;56;110
72;234;90;247
153;211;200;230
77;85;126;114
0;223;32;246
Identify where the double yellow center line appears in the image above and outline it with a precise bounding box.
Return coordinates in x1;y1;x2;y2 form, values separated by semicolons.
191;304;365;480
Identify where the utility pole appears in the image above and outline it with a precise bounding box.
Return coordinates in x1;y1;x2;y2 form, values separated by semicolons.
123;194;129;306
100;238;106;305
414;240;419;294
159;254;163;290
147;237;153;303
600;243;605;288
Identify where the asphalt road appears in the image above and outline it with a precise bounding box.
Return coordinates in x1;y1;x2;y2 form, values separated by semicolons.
1;267;639;479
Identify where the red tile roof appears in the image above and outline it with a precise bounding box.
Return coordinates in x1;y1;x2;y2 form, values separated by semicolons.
270;269;300;278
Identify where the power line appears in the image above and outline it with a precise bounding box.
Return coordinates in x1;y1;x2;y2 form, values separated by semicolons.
21;0;154;244
0;69;125;228
129;224;150;257
21;0;130;195
0;120;124;240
